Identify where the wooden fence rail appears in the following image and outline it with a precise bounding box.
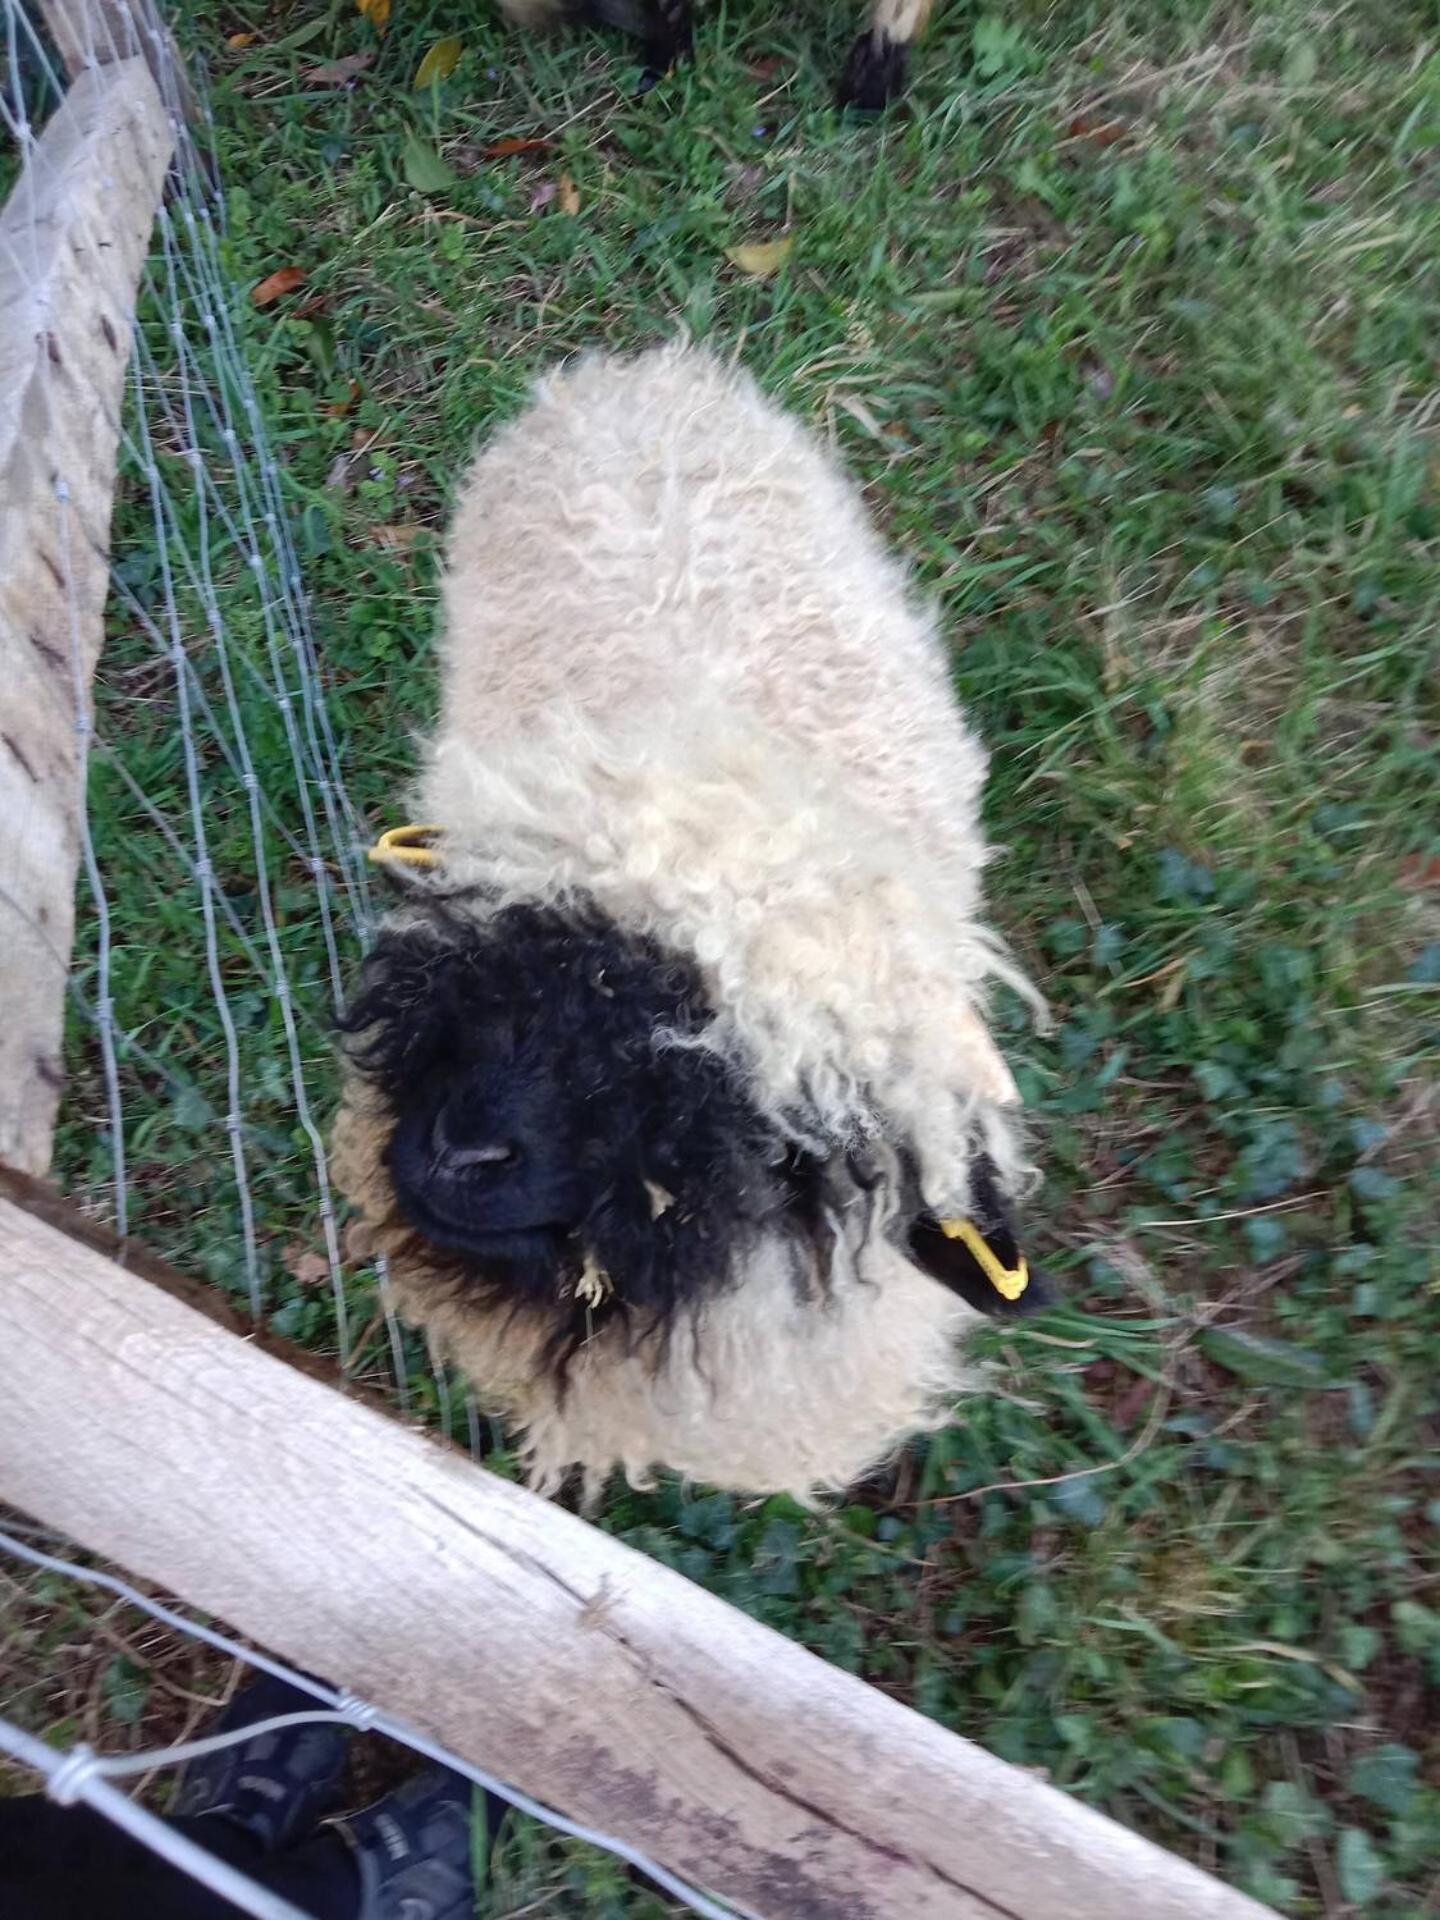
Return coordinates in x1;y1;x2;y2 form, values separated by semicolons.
0;1186;1275;1920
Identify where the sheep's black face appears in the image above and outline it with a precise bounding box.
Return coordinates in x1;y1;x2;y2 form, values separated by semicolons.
339;904;801;1349
385;1043;586;1264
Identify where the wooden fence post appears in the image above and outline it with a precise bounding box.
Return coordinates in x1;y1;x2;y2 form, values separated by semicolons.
0;56;173;1172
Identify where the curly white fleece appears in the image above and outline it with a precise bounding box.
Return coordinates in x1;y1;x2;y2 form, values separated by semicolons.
337;342;1035;1498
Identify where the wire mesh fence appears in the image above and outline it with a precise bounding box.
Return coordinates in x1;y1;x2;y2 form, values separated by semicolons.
0;6;720;1912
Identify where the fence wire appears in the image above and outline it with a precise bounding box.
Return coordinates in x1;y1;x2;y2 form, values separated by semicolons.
0;6;731;1914
0;1525;739;1920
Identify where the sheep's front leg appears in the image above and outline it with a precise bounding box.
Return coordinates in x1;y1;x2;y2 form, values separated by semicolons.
837;0;933;110
629;0;693;87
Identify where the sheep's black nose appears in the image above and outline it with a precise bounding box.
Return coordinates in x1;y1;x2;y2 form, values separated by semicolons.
431;1099;518;1176
440;1140;517;1174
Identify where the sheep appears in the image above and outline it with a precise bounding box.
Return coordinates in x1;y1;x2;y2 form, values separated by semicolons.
331;341;1048;1505
496;0;936;113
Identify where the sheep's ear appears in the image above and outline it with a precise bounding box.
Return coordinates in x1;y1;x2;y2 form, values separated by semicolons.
907;1151;1053;1318
908;1213;1052;1318
955;1004;1021;1107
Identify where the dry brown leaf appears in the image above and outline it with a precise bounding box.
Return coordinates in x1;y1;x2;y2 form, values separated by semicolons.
1400;852;1440;891
1112;1373;1157;1429
557;171;581;216
325;379;363;419
251;265;307;307
305;51;375;85
1066;114;1127;146
355;0;390;30
370;522;423;550
724;235;793;278
414;36;463;87
226;31;257;49
282;1243;330;1287
482;135;552;160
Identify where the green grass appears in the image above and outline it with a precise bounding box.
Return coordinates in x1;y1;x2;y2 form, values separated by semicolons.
15;0;1440;1911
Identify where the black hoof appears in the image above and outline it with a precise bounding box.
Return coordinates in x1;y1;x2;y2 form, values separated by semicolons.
837;31;907;113
638;0;691;88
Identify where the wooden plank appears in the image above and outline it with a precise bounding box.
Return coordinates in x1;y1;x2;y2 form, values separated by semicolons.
0;1198;1275;1920
0;58;173;1175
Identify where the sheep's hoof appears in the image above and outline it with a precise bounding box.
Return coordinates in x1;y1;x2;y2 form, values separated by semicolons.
836;31;907;113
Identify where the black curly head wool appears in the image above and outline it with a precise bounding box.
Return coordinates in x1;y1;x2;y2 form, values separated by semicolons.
338;902;824;1368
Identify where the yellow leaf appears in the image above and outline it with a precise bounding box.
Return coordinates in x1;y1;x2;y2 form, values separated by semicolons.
724;235;794;278
355;0;391;32
414;35;463;86
226;31;257;48
557;171;581;216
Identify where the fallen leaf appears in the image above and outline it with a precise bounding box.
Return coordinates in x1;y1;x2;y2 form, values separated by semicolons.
305;51;375;85
370;522;424;550
1111;1374;1155;1429
480;135;551;160
1066;113;1127;146
557;171;581;215
251;265;307;307
402;131;455;193
724;234;794;278
414;35;463;87
355;0;390;30
282;1243;330;1287
226;30;257;49
1400;852;1440;890
529;179;557;213
325;379;363;419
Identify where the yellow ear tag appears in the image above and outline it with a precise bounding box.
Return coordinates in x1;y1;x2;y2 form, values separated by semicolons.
938;1217;1029;1302
366;823;444;870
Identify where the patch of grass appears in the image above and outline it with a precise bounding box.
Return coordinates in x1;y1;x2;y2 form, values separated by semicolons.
12;0;1440;1912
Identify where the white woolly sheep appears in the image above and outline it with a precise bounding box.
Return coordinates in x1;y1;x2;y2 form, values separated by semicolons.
332;342;1046;1505
496;0;937;112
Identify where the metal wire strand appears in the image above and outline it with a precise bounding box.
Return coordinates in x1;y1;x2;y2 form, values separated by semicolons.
0;1529;746;1920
